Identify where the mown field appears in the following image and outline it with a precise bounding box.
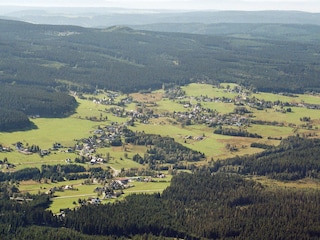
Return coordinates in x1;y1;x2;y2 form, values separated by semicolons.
2;82;320;211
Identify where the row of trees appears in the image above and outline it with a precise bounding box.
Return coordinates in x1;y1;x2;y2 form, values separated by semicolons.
214;127;262;138
0;164;112;182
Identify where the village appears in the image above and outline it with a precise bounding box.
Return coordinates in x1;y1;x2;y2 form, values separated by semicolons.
3;83;320;211
7;84;319;165
86;84;318;134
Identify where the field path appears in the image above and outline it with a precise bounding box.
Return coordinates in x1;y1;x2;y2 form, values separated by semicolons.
13;160;64;165
54;194;96;199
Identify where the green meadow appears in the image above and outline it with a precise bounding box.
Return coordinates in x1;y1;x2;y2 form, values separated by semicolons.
252;91;320;105
182;83;238;99
156;99;187;113
252;106;320;126
0;117;95;149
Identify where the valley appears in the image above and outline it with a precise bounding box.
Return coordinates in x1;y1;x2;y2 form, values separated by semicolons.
1;82;320;214
1;13;320;239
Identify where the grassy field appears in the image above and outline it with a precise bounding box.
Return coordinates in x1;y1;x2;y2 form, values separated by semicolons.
248;124;294;139
253;91;320;106
182;83;238;99
0;117;95;150
252;107;320;126
0;151;78;167
251;176;320;190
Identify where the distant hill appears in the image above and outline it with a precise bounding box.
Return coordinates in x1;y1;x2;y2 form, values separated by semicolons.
131;22;320;42
1;8;320;27
1;18;320;93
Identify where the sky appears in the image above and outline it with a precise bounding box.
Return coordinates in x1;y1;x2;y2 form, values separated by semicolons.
0;0;319;12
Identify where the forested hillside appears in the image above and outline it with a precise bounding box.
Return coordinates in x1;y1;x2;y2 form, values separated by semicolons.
1;19;320;130
1;18;320;94
133;22;320;42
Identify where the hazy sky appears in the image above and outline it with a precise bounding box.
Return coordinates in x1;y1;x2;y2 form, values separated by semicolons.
1;0;319;12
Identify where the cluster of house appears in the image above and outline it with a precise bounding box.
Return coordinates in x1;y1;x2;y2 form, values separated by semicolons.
10;142;52;157
0;160;15;169
14;142;33;155
46;184;76;195
184;135;205;141
107;106;160;125
168;84;320;128
91;91;133;106
0;145;11;152
77;124;126;161
174;102;249;127
92;178;130;201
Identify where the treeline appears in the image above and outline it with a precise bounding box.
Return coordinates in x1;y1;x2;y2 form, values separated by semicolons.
0;85;77;117
212;136;320;180
214;127;262;138
0;107;31;131
0;164;112;182
250;142;273;149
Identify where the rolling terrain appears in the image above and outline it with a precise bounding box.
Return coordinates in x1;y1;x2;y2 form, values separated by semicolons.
1;14;320;239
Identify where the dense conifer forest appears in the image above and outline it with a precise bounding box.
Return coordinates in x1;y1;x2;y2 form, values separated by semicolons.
0;85;77;130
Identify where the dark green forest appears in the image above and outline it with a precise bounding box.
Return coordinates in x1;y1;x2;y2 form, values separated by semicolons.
1;19;319;94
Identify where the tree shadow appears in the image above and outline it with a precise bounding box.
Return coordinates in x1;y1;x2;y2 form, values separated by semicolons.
0;122;38;133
